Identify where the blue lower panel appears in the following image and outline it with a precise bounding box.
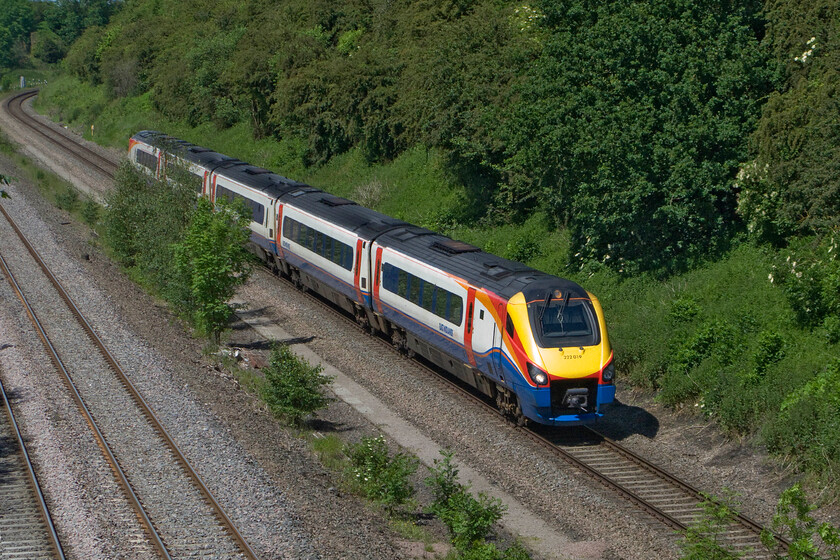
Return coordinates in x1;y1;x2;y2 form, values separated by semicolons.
518;382;615;426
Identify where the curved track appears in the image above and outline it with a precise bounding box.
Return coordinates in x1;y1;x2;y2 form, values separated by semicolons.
4;89;119;178
0;202;260;560
0;374;65;559
4;90;794;559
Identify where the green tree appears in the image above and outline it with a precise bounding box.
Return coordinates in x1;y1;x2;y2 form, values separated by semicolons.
31;24;66;63
172;196;252;343
500;0;774;275
0;0;35;68
738;0;840;243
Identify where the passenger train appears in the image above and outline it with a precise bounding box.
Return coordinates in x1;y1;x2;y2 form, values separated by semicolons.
129;131;616;426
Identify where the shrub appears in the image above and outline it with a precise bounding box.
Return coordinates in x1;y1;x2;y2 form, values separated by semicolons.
345;436;418;509
679;492;745;560
260;344;333;427
764;359;840;479
772;234;840;328
81;198;100;226
426;450;506;551
172;196;252;341
747;330;785;384
669;296;701;322
657;320;736;406
56;186;79;211
760;485;840;560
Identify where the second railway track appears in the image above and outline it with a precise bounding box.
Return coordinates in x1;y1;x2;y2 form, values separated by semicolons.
0;201;260;559
4;89;120;179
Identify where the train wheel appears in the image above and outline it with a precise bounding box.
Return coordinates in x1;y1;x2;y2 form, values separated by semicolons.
514;401;529;428
391;329;415;358
496;387;528;427
354;307;371;333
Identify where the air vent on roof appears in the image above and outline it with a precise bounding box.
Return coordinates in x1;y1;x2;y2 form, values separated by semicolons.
188;147;212;153
431;240;481;255
482;265;513;280
320;195;357;207
244;167;272;175
290;187;319;197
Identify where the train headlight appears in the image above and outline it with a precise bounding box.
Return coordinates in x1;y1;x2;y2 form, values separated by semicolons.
602;363;615;383
526;363;549;386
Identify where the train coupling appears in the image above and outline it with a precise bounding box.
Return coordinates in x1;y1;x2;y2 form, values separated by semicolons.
560;388;590;412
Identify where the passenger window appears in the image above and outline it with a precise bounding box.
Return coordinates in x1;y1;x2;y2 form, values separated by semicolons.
435;287;448;318
398;269;408;298
422;281;434;311
449;296;463;325
408;275;421;305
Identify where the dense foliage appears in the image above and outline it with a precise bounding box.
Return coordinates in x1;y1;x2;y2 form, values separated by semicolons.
56;0;773;276
104;164;251;341
0;0;119;69
738;0;840;243
503;0;775;275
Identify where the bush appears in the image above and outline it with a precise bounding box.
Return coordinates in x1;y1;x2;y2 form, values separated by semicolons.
772;234;840;328
764;359;840;480
260;344;333;427
55;186;79;211
345;435;418;509
426;450;506;551
81;198;100;226
172;196;252;342
760;485;840;560
680;492;745;560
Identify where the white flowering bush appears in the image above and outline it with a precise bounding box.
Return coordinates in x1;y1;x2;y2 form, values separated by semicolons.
771;232;840;334
735;160;794;242
345;436;418;509
511;5;545;33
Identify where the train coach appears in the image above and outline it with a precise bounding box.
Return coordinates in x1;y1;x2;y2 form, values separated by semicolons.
129;130;616;426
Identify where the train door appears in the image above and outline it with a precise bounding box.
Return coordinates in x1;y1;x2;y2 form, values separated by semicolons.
491;323;504;381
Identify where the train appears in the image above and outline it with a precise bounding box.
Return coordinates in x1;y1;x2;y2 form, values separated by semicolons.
128;130;615;426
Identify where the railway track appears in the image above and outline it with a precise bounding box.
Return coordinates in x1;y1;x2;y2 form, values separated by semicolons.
3;89;794;559
3;89;119;179
0;202;260;559
0;376;65;559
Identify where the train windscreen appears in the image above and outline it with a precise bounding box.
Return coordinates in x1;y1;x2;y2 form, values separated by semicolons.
527;290;600;348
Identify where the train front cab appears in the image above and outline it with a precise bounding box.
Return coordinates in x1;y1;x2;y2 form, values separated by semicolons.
505;283;615;426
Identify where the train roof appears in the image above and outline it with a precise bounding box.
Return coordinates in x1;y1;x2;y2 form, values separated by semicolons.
374;227;585;299
281;189;408;239
131;130;587;299
282;187;585;299
216;161;307;199
132;130;238;169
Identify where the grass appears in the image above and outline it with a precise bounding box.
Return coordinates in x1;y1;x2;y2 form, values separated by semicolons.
0;124;103;230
